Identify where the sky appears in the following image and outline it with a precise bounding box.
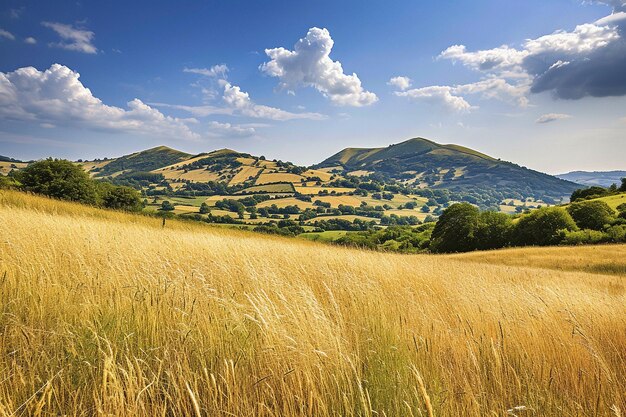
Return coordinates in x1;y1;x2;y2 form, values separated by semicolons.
1;0;625;174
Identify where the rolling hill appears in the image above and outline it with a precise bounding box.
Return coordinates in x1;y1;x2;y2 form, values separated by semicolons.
557;170;626;187
317;137;579;201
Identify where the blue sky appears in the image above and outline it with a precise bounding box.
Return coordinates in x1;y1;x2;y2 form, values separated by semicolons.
1;0;625;173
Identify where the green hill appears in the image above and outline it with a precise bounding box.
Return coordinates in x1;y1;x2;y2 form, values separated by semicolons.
90;146;192;177
317;137;579;201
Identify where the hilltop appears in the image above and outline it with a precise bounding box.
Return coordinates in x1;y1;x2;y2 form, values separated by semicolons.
317;137;578;201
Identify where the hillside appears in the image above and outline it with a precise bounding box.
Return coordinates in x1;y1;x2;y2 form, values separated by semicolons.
0;190;624;416
557;170;626;187
85;145;192;177
317;138;579;201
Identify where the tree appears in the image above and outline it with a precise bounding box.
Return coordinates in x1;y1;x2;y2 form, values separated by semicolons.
160;201;175;211
474;211;513;250
430;203;480;253
513;207;578;246
620;178;626;192
97;182;143;211
570;186;608;202
16;159;97;204
199;202;210;214
566;200;615;230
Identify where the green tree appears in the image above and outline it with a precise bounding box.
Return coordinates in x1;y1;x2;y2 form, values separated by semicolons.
513;207;578;246
430;203;480;253
566;200;615;230
160;201;175;211
97;182;143;211
16;159;97;204
474;211;513;250
620;178;626;192
199;202;210;214
570;186;608;202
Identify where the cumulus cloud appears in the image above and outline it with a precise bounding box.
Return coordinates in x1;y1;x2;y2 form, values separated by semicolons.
260;27;378;106
220;80;326;120
0;29;15;41
387;76;412;91
395;86;474;113
183;64;229;78
24;37;37;44
394;77;529;112
0;64;199;140
438;12;626;100
41;22;97;54
207;121;256;137
536;113;573;123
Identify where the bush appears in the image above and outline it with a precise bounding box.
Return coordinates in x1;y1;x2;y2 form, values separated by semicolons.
560;229;606;245
97;183;143;211
474;211;513;250
17;159;98;204
513;207;578;246
566;200;615;230
430;203;480;253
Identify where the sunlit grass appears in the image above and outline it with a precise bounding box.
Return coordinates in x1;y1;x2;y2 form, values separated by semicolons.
0;190;624;416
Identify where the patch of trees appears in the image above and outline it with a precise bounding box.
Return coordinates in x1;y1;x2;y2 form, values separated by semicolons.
429;201;626;253
335;224;434;253
570;179;626;202
11;159;143;211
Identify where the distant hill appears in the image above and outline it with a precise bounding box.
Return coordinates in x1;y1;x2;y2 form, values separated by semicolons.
87;146;192;177
0;155;23;163
556;171;626;188
316;137;579;201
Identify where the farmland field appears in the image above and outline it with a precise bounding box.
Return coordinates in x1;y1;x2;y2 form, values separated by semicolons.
0;190;624;416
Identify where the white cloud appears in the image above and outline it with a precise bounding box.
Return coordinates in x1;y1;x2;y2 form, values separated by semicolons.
387;76;412;91
221;80;326;120
524;23;619;55
0;29;15;41
183;64;229;78
41;22;97;54
536;113;572;123
395;86;474;113
437;16;626;100
260;27;378;107
394;77;529;112
207;121;256;137
24;37;37;44
148;102;234;117
454;78;530;107
439;44;528;73
0;64;199;140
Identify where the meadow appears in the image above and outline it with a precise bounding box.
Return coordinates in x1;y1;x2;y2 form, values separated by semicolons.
0;190;624;416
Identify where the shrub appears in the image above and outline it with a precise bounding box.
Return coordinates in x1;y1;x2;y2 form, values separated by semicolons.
513;207;578;246
560;229;606;245
566;200;615;230
474;211;513;250
430;203;480;253
97;183;143;211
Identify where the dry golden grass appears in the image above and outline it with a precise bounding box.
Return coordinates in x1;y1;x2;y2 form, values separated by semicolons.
0;190;625;416
293;186;356;195
256;172;305;185
158;168;222;182
452;244;626;276
256;197;315;210
229;166;263;185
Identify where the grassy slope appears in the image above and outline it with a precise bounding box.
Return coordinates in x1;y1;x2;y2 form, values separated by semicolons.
588;192;626;210
0;190;625;416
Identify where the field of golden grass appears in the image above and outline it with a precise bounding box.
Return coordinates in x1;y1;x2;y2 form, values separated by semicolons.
0;190;624;417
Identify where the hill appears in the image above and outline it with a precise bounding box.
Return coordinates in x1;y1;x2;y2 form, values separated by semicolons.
557;170;626;187
0;190;624;416
317;137;579;202
85;145;193;177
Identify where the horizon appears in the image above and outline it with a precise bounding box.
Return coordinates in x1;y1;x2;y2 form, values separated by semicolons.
2;0;626;174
